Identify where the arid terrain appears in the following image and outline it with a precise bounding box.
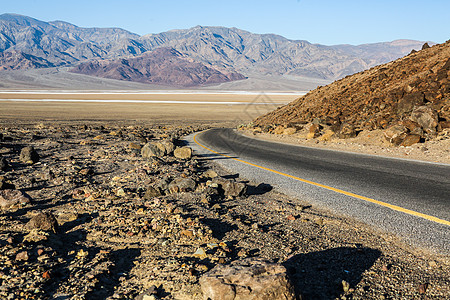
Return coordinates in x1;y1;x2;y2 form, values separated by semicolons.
1;95;449;299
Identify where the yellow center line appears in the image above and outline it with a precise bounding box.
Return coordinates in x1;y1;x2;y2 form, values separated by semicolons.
193;132;450;226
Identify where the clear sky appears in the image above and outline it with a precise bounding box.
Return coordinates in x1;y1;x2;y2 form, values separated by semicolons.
2;0;449;45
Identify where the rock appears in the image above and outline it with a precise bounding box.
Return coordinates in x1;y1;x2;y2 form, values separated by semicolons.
174;146;192;160
161;140;175;155
384;125;407;145
410;106;438;134
0;156;9;171
422;42;430;50
129;142;142;150
0;189;31;209
307;124;321;139
283;127;297;135
273;125;285;134
338;123;357;139
199;258;296;300
19;146;40;164
144;186;162;199
15;251;29;261
141;142;166;158
318;129;335;141
26;212;58;233
400;134;421;147
202;169;218;179
213;177;247;197
168;177;196;193
397;92;424;114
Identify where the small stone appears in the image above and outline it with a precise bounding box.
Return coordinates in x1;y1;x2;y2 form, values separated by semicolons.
144;186;162;199
15;251;29;261
287;215;296;221
203;169;218;179
19;146;40;164
193;247;207;259
42;271;51;279
418;283;428;294
342;280;350;293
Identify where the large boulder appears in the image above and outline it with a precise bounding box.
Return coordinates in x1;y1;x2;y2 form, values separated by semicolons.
141;142;166;158
19;146;39;164
174;146;192;160
410;106;438;134
199;258;296;300
213;177;247;197
384;125;407;145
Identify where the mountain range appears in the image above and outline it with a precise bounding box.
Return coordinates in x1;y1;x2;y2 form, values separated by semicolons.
0;13;430;88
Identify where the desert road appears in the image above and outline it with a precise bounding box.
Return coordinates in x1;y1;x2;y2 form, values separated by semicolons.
186;128;450;254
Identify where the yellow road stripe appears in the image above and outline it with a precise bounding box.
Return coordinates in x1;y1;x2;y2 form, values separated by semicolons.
193;132;450;226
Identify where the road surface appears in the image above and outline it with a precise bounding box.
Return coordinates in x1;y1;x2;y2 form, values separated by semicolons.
186;128;450;254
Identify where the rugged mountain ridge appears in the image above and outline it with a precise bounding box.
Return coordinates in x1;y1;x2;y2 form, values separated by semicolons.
253;41;450;146
71;47;246;87
0;13;428;85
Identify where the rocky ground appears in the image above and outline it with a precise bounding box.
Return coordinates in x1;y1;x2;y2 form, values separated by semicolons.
0;121;449;300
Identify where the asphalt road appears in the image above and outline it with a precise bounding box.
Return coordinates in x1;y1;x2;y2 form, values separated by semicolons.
186;128;450;254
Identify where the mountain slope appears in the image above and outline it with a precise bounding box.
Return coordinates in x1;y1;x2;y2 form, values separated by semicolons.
254;41;450;145
70;47;246;87
0;14;427;79
140;26;427;79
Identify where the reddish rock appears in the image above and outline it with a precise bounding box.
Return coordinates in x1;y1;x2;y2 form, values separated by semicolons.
400;134;421;147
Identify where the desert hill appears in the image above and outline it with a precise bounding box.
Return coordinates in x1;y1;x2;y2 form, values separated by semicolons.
253;41;450;146
71;47;245;87
0;14;430;88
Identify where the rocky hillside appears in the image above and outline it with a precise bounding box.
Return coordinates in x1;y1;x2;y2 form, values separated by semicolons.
253;41;450;146
0;50;54;70
140;27;425;80
70;47;245;87
0;14;427;83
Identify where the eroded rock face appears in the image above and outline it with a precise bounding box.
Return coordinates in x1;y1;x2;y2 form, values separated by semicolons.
199;258;296;300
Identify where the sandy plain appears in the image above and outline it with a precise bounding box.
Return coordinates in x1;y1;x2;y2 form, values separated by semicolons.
0;91;295;125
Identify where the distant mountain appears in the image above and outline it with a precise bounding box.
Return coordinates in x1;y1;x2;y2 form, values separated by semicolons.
71;47;246;87
0;50;54;70
140;26;427;80
0;13;431;87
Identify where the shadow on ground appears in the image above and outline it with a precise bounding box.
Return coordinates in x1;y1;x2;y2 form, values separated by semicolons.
283;247;381;299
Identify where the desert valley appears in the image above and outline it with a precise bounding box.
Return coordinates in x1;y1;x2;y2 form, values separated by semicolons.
0;13;449;300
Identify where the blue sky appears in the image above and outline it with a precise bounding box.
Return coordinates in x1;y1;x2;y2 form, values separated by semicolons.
2;0;449;45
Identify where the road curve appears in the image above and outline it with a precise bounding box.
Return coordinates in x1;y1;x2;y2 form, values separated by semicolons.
186;128;450;255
